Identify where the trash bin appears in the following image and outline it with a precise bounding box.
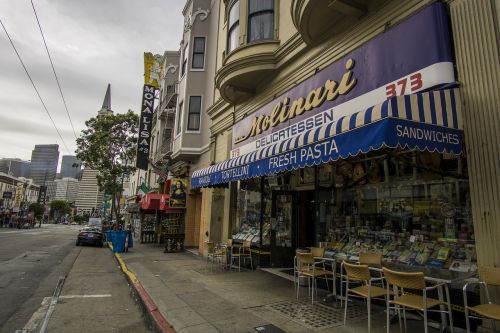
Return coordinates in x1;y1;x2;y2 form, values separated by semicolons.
111;231;126;253
127;231;133;249
105;230;113;243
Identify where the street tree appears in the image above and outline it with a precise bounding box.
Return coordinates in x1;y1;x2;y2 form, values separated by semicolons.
50;200;71;223
28;202;45;221
76;110;139;225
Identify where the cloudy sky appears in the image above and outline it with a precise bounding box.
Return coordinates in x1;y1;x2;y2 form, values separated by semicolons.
0;0;184;165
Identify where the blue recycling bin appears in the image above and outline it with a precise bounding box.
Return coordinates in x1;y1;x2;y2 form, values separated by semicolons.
127;231;133;249
111;231;126;253
105;230;113;243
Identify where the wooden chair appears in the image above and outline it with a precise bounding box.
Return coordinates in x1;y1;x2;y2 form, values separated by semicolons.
296;252;330;304
383;267;454;333
463;266;500;333
343;261;389;333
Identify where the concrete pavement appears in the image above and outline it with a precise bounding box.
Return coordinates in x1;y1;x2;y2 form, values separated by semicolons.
0;224;151;333
117;242;440;333
45;245;151;333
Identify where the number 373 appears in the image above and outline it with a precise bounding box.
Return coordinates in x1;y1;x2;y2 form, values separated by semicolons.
385;73;423;98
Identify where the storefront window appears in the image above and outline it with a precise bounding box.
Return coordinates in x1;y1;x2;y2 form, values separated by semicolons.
232;178;263;245
315;151;475;272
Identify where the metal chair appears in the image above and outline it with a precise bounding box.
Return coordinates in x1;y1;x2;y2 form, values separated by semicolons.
230;239;253;271
311;247;333;292
360;252;384;288
360;252;383;268
205;241;225;270
341;252;383;307
343;261;389;333
463;266;500;333
296;252;330;304
383;267;454;333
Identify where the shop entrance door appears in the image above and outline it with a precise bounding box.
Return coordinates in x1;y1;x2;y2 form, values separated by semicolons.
270;191;297;267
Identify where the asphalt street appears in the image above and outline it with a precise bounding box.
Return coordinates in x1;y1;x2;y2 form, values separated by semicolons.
0;224;150;333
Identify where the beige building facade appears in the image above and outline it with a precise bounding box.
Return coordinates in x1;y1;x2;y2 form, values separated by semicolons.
187;0;500;271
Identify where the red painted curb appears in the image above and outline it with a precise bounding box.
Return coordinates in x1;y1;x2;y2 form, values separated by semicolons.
134;283;158;312
109;248;176;333
151;309;176;333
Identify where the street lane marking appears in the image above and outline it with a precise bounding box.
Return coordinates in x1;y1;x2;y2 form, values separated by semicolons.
22;297;51;332
59;294;112;299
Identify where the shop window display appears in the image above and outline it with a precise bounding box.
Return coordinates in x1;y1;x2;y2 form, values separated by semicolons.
160;212;184;253
232;178;271;246
140;214;157;243
316;151;476;273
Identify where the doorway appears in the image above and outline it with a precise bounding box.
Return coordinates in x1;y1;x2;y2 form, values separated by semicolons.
270;191;296;267
269;189;316;267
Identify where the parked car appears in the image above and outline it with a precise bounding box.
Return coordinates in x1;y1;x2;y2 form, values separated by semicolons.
76;226;104;247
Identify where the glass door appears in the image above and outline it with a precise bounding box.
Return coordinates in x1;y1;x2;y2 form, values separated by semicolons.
270;191;296;267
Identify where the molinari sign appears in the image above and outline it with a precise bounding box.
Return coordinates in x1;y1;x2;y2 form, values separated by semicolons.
231;3;455;158
136;84;156;170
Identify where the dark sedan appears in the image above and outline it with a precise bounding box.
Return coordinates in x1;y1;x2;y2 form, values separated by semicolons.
76;227;104;247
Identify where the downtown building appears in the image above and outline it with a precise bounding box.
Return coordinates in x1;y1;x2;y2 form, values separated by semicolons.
0;158;31;178
134;0;218;250
54;177;80;204
61;155;82;180
75;169;103;215
29;144;59;186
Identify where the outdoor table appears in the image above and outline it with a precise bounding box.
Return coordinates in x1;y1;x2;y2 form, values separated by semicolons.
314;256;338;302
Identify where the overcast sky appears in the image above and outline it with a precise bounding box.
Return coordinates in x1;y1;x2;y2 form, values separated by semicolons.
0;0;184;165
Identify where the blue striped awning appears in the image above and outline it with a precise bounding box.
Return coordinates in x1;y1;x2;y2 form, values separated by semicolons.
191;88;463;188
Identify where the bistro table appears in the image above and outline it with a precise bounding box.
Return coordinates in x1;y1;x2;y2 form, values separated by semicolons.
314;256;338;300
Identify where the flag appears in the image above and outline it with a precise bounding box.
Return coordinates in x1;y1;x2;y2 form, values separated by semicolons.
139;182;150;195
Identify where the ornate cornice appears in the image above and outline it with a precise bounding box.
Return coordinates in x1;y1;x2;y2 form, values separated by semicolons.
184;8;210;32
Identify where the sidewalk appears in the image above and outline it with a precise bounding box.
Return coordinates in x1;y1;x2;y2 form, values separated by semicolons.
117;242;437;333
44;246;151;332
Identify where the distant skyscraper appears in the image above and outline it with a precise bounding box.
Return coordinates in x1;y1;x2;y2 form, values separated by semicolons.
0;158;31;178
61;155;81;179
54;177;80;204
75;169;103;215
29;145;59;186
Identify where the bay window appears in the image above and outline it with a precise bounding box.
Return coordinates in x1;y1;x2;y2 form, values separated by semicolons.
248;0;274;43
227;1;240;52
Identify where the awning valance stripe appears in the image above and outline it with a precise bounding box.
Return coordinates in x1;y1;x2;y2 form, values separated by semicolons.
191;88;463;188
